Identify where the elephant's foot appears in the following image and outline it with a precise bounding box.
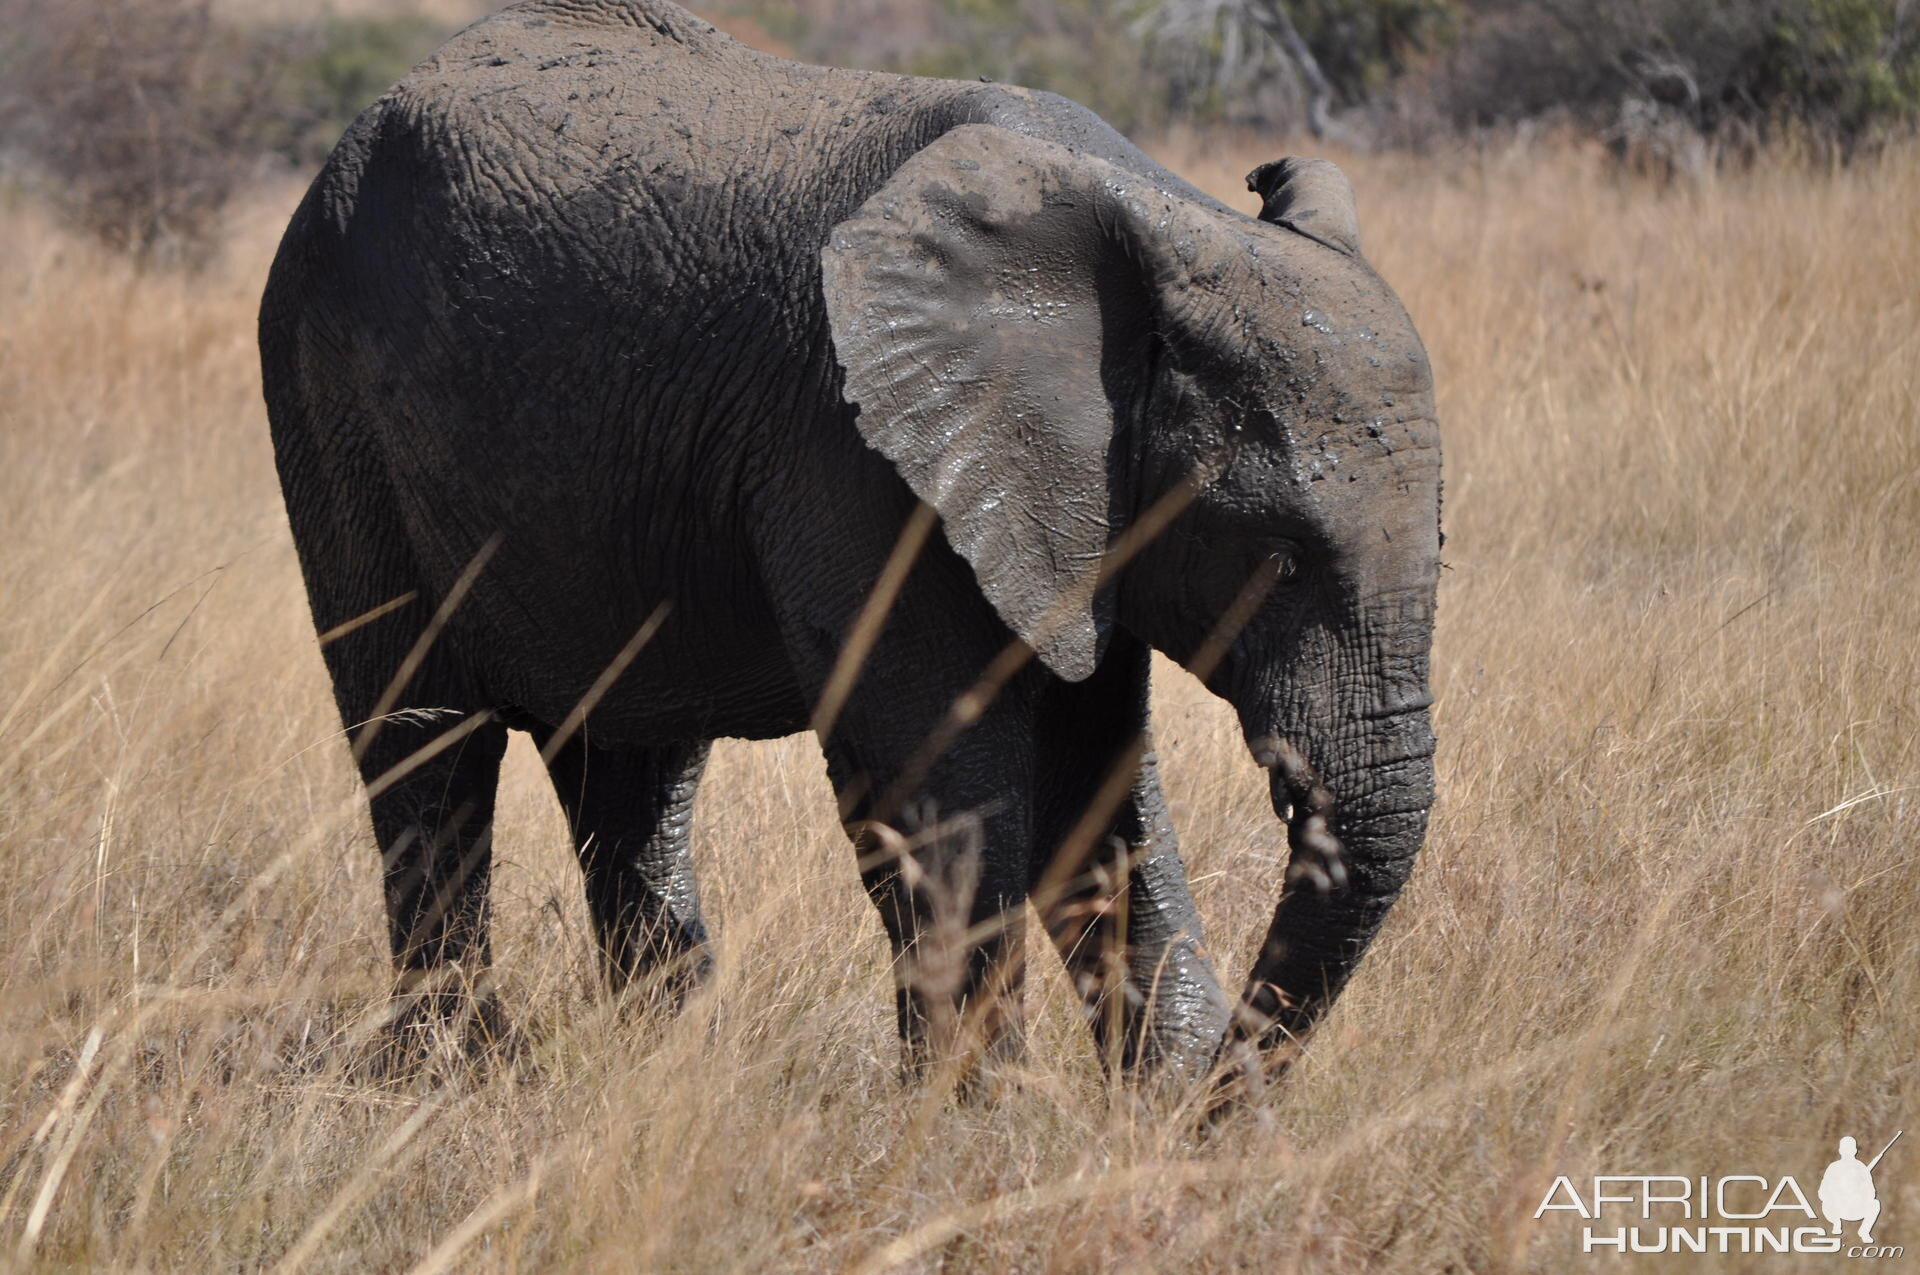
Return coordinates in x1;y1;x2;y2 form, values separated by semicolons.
604;937;715;1014
1067;959;1232;1086
893;973;1028;1105
356;970;522;1083
898;1028;1026;1109
1202;1026;1310;1127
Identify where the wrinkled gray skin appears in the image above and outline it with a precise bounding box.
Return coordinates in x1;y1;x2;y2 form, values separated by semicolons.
260;0;1440;1086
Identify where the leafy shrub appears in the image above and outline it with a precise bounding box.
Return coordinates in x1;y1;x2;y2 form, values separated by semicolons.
0;0;291;264
1139;0;1916;153
1746;0;1920;142
723;0;1230;133
267;14;448;168
1288;0;1459;105
1427;0;1920;151
0;3;452;264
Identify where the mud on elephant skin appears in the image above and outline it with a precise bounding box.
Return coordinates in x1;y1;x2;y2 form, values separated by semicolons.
258;0;1441;1095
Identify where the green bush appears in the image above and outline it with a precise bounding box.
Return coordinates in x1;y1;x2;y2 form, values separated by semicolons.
1289;0;1459;105
0;0;290;263
1430;0;1920;149
269;14;448;167
724;0;1189;133
1749;0;1920;141
0;0;453;263
906;0;1172;131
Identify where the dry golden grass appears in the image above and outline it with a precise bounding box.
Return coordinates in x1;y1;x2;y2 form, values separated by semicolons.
2;134;1916;1271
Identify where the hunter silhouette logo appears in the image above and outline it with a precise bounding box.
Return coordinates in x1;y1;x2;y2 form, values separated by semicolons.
1535;1130;1905;1257
1822;1132;1899;1244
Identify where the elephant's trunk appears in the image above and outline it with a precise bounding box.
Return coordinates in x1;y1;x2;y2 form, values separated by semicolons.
1254;736;1345;894
1219;653;1436;1095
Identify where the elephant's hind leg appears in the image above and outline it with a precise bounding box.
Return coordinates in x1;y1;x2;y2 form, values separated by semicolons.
323;605;511;1057
362;700;510;1044
535;732;713;1001
273;385;513;1058
1031;632;1230;1079
304;600;513;1062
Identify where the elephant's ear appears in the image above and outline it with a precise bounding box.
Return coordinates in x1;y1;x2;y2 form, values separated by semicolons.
821;124;1153;682
1246;157;1362;257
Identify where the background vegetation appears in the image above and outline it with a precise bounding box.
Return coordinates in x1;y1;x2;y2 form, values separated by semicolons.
1;0;1916;1269
3;0;1917;259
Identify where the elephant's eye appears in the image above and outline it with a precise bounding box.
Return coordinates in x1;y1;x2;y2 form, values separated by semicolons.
1267;542;1304;582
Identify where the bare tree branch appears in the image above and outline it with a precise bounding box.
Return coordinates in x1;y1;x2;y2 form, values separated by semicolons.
1243;0;1336;139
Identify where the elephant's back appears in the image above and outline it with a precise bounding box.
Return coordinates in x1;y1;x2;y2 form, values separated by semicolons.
355;0;940;248
388;0;808;181
307;0;948;429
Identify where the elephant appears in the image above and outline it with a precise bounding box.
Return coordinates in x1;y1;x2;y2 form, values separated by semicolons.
258;0;1441;1090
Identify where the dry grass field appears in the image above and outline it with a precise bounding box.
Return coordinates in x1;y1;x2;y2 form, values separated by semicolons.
1;131;1916;1271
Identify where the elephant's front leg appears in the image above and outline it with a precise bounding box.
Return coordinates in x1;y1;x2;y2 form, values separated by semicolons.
535;730;713;1003
824;689;1040;1084
1032;632;1230;1078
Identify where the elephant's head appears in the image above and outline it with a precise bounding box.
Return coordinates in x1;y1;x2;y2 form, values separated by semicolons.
821;125;1440;1076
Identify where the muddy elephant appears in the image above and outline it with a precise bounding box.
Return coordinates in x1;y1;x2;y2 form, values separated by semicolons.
258;0;1441;1089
